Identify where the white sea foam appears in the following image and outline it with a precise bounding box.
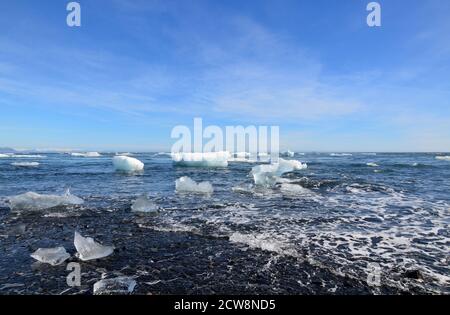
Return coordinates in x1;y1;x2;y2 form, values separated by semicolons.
172;151;230;167
8;189;84;211
366;162;379;167
251;158;307;186
113;156;144;172
229;232;297;256
71;152;101;157
11;162;40;167
30;247;70;266
175;176;214;194
435;156;450;161
74;231;114;261
131;195;158;213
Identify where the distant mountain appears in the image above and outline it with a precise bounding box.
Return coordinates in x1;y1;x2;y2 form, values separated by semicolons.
0;147;16;153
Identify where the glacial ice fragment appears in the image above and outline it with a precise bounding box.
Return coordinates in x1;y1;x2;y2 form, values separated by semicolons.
11;162;40;167
74;231;114;261
8;189;84;211
30;247;70;266
171;151;230;167
113;156;144;172
131;195;158;213
281;150;295;157
251;158;307;186
435;156;450;161
175;176;214;194
70;152;101;157
93;277;136;295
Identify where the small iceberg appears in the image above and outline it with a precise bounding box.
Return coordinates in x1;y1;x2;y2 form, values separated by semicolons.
281;150;295;158
251;159;308;186
175;176;214;194
366;162;379;167
30;247;70;266
435;156;450;161
74;231;114;261
172;151;230;167
8;189;84;211
113;156;144;172
11;162;40;167
71;152;101;157
251;158;307;186
1;154;45;158
93;277;136;295
131;195;158;213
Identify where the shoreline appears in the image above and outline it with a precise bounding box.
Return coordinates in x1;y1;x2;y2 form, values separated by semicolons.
0;206;430;295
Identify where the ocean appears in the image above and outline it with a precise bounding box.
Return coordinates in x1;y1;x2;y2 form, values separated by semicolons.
0;152;448;294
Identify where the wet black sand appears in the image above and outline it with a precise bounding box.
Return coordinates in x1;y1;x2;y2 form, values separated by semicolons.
0;206;427;295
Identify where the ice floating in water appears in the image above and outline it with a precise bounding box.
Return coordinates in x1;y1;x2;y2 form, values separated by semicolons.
113;156;144;172
11;162;40;167
281;150;295;157
251;158;307;186
172;151;230;167
93;277;136;295
30;247;70;266
330;153;352;156
74;231;114;261
175;176;214;194
366;162;379;167
0;153;45;158
131;195;158;213
8;189;84;211
71;152;101;157
435;156;450;161
116;152;133;156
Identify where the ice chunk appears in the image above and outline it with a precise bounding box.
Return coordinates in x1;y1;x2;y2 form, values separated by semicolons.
131;195;158;213
330;153;352;156
175;176;214;194
8;189;84;211
30;247;70;266
74;231;114;261
113;156;144;172
11;162;40;167
71;152;101;157
435;156;450;161
281;150;295;157
93;277;136;295
171;151;230;167
366;162;379;167
251;158;307;186
1;154;45;158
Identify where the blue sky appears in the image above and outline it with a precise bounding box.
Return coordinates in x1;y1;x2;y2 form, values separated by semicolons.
0;0;449;152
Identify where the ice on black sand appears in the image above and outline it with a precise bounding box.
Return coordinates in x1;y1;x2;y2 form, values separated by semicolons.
30;247;70;266
74;231;114;261
131;195;158;213
93;277;136;295
8;189;84;211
